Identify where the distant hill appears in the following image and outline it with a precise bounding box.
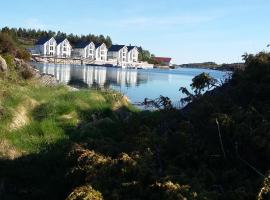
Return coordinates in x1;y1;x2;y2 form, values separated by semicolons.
0;26;113;48
178;62;245;71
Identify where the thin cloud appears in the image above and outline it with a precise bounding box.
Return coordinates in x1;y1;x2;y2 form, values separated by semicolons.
85;14;218;30
24;18;47;29
119;15;215;27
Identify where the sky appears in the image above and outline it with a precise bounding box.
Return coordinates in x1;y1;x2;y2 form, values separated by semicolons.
0;0;270;64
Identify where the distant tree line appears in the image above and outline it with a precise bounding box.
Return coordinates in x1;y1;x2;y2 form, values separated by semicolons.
138;47;160;65
0;27;112;47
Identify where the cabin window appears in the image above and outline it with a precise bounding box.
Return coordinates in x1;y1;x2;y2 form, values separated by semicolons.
50;46;54;50
90;50;93;54
63;47;67;51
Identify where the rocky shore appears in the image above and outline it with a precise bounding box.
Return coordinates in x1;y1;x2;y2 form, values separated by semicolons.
1;55;59;87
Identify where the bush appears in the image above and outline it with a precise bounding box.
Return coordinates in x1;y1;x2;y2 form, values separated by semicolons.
20;66;34;79
16;48;31;61
66;185;103;200
0;32;16;54
0;32;30;61
1;54;15;69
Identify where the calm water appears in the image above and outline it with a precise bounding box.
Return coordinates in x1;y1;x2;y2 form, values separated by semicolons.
32;63;228;105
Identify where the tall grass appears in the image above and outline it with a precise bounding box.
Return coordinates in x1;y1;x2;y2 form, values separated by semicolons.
0;78;126;155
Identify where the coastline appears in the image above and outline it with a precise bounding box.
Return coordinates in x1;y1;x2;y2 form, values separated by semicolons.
32;55;154;69
177;63;245;71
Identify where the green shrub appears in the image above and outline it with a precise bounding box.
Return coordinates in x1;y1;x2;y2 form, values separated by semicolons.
66;185;103;200
1;53;15;69
16;48;31;61
20;66;34;79
0;32;30;61
0;32;16;54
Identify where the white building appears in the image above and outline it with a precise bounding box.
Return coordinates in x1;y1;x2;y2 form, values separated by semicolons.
72;41;95;59
34;37;57;56
56;38;72;57
107;45;128;64
127;46;139;63
95;43;108;62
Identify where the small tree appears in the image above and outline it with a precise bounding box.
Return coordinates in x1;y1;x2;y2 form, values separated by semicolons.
180;72;218;103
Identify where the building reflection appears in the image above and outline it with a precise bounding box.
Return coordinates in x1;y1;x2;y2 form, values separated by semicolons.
40;63;71;84
34;63;150;88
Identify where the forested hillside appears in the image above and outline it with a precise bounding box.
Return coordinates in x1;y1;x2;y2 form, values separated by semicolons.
0;27;113;48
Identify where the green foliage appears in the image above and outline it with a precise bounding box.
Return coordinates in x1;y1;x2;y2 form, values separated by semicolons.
190;72;218;95
258;172;270;200
0;32;17;54
66;185;103;200
143;95;173;110
150;181;198;200
0;32;31;61
20;66;34;79
1;51;270;200
1;26;113;48
1;53;15;68
66;145;199;199
138;48;151;61
138;47;158;64
16;48;31;61
180;72;218;103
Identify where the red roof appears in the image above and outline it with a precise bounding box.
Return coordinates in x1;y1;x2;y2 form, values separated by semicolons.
153;57;172;63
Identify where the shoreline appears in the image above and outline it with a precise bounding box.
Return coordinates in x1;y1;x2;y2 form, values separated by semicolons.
32;55;154;69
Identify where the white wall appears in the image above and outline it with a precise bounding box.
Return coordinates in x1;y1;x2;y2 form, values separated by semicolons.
119;47;128;63
34;37;56;56
45;38;57;56
56;39;72;57
86;42;95;59
127;48;139;63
95;43;108;62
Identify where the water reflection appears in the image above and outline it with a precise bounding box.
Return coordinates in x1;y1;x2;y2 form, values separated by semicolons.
33;62;227;104
37;63;148;88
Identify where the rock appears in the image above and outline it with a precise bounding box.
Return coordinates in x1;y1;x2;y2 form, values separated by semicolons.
39;74;59;86
0;55;8;72
14;58;38;79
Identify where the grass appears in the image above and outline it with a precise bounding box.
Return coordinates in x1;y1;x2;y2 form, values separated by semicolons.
0;77;129;156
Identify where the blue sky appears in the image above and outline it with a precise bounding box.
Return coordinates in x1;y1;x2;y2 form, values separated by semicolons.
0;0;270;64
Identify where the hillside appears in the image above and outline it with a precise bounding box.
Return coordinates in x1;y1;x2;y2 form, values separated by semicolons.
179;62;246;71
1;27;113;48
